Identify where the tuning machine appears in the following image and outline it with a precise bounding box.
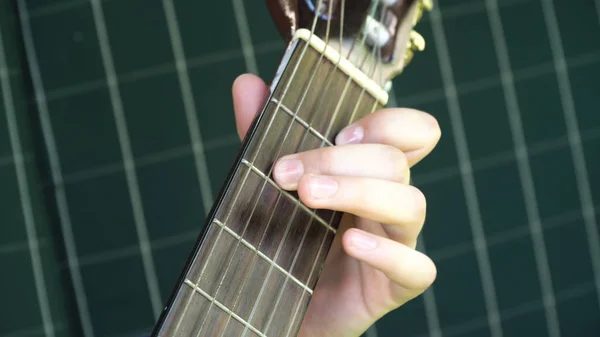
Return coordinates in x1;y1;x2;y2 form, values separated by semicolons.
404;0;432;67
413;0;433;25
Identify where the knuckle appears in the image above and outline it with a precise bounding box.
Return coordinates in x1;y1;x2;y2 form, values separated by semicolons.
317;147;336;174
379;145;408;182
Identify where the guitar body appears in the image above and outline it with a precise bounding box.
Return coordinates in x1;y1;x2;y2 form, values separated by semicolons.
150;1;431;336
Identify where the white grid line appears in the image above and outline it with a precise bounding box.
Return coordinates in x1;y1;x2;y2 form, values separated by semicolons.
410;281;595;337
16;1;95;336
212;219;314;295
0;22;54;337
49;133;239;187
41;203;600;282
241;159;337;233
27;0;86;18
35;45;598;114
3;205;597;337
428;3;503;337
89;0;162;319
416;237;442;337
232;0;259;74
484;1;561;337
0;323;66;337
417;125;600;188
4;280;595;337
0;238;48;256
420;0;533;23
1;130;594;271
540;0;600;310
161;0;215;215
16;52;596;190
23;0;531;23
182;279;266;337
41;39;283;104
0;152;33;169
596;0;600;27
365;326;378;337
29;99;600;194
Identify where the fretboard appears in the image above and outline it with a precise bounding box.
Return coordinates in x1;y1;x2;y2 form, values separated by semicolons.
152;34;384;337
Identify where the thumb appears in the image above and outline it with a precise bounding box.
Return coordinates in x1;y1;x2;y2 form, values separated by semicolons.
232;73;270;140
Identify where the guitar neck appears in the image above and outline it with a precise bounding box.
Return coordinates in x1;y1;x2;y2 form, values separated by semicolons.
151;30;385;337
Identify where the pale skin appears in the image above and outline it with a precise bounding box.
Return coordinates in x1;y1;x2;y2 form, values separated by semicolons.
232;73;442;337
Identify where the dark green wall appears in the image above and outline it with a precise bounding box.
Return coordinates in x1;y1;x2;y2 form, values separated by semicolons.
0;1;599;336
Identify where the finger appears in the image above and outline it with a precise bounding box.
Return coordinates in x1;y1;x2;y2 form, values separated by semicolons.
335;108;441;167
342;228;437;303
272;144;409;190
297;175;426;243
232;74;270;140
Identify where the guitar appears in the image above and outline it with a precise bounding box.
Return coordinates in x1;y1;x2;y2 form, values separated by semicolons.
150;1;432;336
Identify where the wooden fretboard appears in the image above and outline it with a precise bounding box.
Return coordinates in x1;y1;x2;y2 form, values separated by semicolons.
152;35;384;337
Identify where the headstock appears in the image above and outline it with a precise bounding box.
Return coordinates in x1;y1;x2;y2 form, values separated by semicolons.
266;0;432;90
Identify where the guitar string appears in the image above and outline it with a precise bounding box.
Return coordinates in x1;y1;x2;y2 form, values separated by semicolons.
190;0;344;335
251;1;394;335
259;0;363;333
212;1;342;334
264;12;379;337
268;3;391;336
216;12;343;337
226;1;392;333
170;0;327;333
234;2;359;335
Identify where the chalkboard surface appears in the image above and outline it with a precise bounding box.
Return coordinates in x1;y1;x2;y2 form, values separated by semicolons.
1;1;599;337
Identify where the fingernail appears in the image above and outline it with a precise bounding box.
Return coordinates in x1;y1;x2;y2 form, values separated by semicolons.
349;230;377;251
274;159;303;187
309;175;338;199
335;125;364;145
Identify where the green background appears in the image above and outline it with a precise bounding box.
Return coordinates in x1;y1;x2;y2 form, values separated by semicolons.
1;0;599;337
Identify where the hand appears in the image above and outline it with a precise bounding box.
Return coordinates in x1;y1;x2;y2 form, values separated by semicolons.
232;74;441;337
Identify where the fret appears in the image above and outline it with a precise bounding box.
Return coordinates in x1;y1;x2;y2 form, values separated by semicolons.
270;97;333;147
161;219;316;336
158;283;260;337
183;279;266;337
240;159;336;233
160;281;264;337
213;218;313;295
292;29;389;105
269;43;380;144
209;163;334;284
243;99;331;175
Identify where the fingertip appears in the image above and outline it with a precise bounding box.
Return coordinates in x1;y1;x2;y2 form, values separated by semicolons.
272;157;303;191
351;108;442;167
407;250;438;290
342;230;437;292
232;74;270;140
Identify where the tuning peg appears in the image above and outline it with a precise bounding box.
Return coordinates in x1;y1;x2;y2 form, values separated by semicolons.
409;30;425;52
420;0;433;11
413;0;434;25
403;30;425;68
